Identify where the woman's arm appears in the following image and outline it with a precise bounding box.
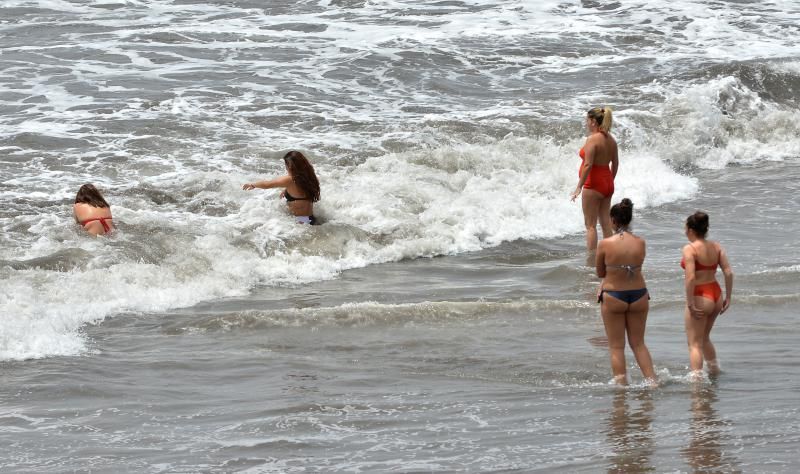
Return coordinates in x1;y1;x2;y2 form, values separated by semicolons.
610;140;619;179
682;245;703;319
571;141;594;201
595;242;606;302
719;245;734;313
243;175;292;191
595;240;606;278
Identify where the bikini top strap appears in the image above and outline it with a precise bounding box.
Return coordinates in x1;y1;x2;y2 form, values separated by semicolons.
692;241;721;269
82;217;112;232
607;263;641;277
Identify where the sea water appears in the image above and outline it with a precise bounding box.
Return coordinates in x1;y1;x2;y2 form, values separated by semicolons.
1;1;799;471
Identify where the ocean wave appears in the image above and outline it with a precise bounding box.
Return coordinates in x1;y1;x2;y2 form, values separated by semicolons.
1;0;798;361
162;299;596;333
631;74;800;170
0;135;698;360
751;264;800;275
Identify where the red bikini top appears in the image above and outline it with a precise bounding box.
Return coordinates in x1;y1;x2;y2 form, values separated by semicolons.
80;216;113;233
681;246;720;271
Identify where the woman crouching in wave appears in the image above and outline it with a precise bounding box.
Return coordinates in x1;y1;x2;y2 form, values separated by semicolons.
243;151;321;225
74;184;114;236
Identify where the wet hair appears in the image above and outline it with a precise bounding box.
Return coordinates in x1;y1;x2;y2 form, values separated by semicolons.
75;183;110;208
283;151;320;202
686;211;709;238
609;198;633;228
587;106;613;133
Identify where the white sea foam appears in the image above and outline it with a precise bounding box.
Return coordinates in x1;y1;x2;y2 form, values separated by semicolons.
637;76;800;169
0;135;697;360
1;0;798;360
753;265;800;275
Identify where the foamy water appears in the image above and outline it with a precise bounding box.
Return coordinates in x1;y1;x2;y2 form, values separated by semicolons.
3;0;799;357
2;0;800;359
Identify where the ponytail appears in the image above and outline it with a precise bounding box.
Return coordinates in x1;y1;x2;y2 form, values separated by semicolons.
587;106;613;133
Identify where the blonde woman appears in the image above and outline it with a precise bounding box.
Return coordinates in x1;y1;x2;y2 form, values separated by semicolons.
571;107;619;251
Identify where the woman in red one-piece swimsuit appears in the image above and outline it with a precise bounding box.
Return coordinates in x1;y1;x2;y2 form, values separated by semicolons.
571;107;619;251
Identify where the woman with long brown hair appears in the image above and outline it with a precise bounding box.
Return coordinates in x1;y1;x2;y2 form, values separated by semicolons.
243;150;321;224
74;183;114;236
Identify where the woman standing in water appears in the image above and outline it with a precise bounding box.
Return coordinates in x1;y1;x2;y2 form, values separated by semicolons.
682;211;733;377
74;184;114;236
243;150;321;224
596;198;657;385
571;107;618;251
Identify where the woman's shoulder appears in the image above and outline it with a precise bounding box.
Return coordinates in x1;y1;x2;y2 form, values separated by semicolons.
74;202;110;216
601;133;618;148
75;202;110;209
275;174;294;186
624;233;646;250
587;132;605;143
599;233;644;249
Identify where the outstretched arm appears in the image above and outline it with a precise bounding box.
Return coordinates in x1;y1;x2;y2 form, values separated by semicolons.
243;175;293;191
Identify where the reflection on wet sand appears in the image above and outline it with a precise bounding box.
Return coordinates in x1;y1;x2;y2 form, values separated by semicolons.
681;382;742;473
605;389;655;473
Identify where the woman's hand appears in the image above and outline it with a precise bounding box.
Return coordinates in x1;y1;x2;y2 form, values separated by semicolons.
720;297;731;314
570;188;581;202
242;183;255;191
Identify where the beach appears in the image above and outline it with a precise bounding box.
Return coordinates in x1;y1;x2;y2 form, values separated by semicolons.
2;1;800;471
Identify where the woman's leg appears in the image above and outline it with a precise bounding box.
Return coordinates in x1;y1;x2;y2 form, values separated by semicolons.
703;298;724;375
625;295;657;381
598;194;614;239
684;295;719;373
684;307;705;373
581;189;604;251
602;294;630;384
